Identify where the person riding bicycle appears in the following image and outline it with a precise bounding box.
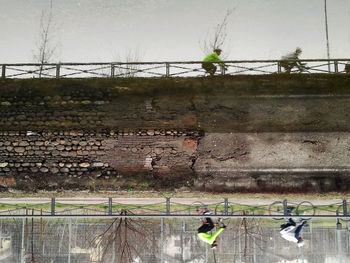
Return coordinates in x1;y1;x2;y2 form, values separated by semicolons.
202;48;227;76
280;47;308;73
197;208;226;249
345;61;350;73
280;207;308;247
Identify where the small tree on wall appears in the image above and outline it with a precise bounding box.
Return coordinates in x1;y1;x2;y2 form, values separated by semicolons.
199;8;234;59
113;47;145;77
33;0;59;77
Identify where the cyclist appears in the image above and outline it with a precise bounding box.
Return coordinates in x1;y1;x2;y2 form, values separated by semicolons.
280;47;308;73
280;217;308;247
197;208;226;249
345;61;350;73
202;48;227;76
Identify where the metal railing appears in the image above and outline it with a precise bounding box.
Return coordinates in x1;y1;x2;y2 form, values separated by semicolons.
1;59;349;79
0;198;348;219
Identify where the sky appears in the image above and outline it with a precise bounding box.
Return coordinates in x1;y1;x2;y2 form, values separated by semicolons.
0;0;349;63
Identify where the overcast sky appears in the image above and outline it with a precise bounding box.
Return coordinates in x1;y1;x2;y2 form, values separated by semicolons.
0;0;349;63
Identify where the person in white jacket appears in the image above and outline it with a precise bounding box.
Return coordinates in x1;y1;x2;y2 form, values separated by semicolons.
280;47;308;73
280;218;308;247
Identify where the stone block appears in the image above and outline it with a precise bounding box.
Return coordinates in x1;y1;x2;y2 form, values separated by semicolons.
92;162;104;167
18;141;29;147
35;141;44;146
60;167;69;173
40;167;49;173
14;147;25;153
0;163;8;168
79;141;88;146
79;162;90;168
50;167;59;174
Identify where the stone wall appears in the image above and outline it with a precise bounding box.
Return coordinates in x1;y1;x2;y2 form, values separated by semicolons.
1;75;350;192
0;130;200;191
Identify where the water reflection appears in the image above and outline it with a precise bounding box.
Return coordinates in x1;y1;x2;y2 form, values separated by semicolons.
0;217;349;262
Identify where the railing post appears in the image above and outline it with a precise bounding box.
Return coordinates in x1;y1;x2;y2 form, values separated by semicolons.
165;63;170;77
51;198;55;216
343;200;348;216
1;65;6;79
221;65;226;76
334;61;338;73
166;197;170;215
56;64;60;78
277;61;281;74
283;199;288;216
224;198;229;215
111;64;115;78
108;197;113;215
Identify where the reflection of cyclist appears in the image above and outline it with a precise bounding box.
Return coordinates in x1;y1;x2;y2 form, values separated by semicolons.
280;218;308;247
197;209;226;249
280;47;308;73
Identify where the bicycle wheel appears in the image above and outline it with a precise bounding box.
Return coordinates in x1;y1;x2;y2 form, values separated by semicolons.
189;201;208;215
268;201;285;220
296;201;315;220
336;205;350;222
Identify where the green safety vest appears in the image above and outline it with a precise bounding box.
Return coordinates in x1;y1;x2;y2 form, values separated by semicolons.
203;52;224;66
197;227;224;245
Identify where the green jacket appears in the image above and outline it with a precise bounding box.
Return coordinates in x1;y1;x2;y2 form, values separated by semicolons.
203;52;224;66
197;227;224;245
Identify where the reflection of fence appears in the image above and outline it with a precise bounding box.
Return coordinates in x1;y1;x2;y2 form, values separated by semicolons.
1;59;349;78
0;198;348;219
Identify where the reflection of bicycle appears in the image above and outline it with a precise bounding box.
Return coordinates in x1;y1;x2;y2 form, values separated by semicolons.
269;201;315;220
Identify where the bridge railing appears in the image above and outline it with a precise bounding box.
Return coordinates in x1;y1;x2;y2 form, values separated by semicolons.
0;198;348;219
1;59;349;79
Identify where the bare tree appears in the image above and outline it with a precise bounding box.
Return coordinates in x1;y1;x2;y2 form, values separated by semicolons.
226;211;268;262
200;8;235;59
113;47;145;77
90;210;158;263
33;0;58;77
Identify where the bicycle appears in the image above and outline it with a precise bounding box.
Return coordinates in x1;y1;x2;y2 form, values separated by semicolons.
269;201;315;220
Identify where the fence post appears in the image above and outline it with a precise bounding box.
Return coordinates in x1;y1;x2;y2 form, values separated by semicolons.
166;197;170;215
56;64;60;78
221;65;226;76
51;198;55;216
343;200;348;216
111;64;115;78
1;65;6;79
165;63;170;77
224;198;229;215
108;197;113;215
334;61;338;73
277;62;281;74
283;199;288;216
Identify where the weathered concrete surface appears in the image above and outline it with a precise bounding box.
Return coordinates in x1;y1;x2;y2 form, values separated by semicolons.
1;75;350;132
194;132;350;192
1;75;350;192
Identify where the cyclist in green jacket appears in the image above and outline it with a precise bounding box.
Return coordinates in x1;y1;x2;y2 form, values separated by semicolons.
197;208;226;249
202;48;227;76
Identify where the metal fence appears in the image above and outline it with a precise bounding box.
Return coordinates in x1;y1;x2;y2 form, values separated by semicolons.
0;198;348;219
1;59;349;78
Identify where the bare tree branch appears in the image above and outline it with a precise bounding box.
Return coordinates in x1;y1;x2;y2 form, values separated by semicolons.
113;47;145;77
33;0;59;77
89;210;158;263
200;8;235;59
